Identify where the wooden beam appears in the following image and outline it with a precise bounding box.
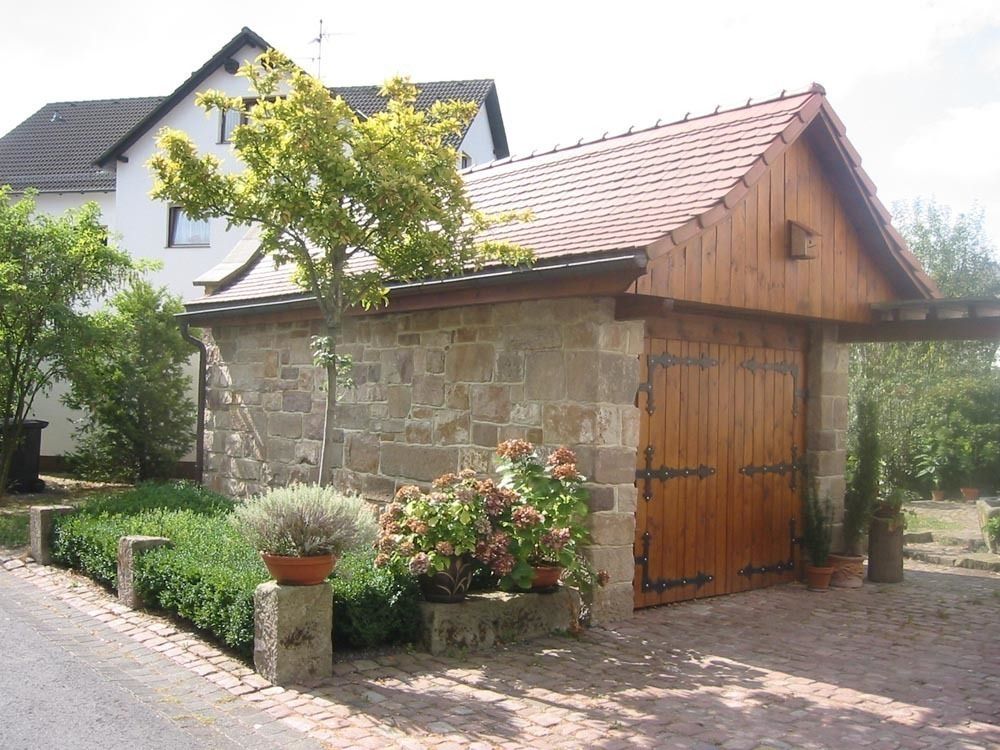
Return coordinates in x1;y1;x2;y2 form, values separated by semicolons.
838;317;1000;343
614;294;675;320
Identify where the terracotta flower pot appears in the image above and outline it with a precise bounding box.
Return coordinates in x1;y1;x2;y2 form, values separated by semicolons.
419;554;475;603
805;565;835;592
960;487;980;501
827;553;864;588
530;564;563;592
260;552;337;586
931;489;946;502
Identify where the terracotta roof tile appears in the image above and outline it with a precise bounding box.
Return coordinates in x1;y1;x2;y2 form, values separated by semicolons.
193;85;935;307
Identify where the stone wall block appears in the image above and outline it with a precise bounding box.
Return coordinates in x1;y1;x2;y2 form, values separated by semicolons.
267;412;302;439
253;582;333;686
585;485;615;512
445;343;495;382
29;505;74;565
380;444;458;481
510;402;542;427
616;484;639;514
495;351;524;382
563;352;599;402
588;512;636;546
525;351;567;400
434;410;470;445
472;422;499;447
588;581;634;626
405;421;433;444
582;545;634;585
412;374;445;406
470;385;511;423
599;353;641;405
117;535;172;608
387;386;411;418
542;403;597;444
593;447;638;485
346;432;380;473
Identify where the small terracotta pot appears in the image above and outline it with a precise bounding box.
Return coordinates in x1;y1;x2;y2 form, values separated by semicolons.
960;487;980;501
805;565;835;592
260;552;337;586
419;554;475;603
931;489;946;502
530;564;563;592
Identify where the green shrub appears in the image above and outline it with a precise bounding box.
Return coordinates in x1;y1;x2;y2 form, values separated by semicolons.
63;281;196;482
987;516;1000;550
331;549;421;649
232;484;377;556
135;516;266;652
53;482;232;588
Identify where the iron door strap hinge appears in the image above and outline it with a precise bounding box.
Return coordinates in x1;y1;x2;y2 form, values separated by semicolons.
737;559;796;578
637;351;718;415
635;532;714;593
637;446;715;501
738;446;806;489
741;357;805;417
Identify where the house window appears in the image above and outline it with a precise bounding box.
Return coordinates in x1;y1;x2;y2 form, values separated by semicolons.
459;152;473;169
220;108;244;143
168;208;210;247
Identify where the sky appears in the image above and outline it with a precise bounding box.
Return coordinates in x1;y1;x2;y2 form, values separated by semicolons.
3;0;1000;250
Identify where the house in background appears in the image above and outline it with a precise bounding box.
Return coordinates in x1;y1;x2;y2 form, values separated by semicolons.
0;26;510;463
179;85;1000;623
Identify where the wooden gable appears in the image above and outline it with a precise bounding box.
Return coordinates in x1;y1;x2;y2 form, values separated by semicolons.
633;136;902;324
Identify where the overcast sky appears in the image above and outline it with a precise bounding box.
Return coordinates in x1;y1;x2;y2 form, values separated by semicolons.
4;0;999;250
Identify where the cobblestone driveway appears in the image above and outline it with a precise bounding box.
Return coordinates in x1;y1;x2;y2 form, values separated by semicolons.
2;557;997;749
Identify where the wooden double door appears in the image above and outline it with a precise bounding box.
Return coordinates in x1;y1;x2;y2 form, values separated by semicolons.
634;318;808;608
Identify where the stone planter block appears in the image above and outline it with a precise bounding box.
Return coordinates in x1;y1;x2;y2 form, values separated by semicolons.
254;581;333;685
29;505;75;565
418;589;581;655
117;536;172;608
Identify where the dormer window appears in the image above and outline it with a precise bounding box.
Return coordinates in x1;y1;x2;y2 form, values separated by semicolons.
459;152;473;169
168;207;210;247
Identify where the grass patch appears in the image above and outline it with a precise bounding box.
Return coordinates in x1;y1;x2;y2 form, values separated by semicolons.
0;513;29;548
905;512;964;534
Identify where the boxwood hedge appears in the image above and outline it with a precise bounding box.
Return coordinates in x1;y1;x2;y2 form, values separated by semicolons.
52;481;420;655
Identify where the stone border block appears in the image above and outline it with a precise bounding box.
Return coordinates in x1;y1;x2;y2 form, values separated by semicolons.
418;589;582;655
117;536;172;608
254;581;333;686
29;505;75;565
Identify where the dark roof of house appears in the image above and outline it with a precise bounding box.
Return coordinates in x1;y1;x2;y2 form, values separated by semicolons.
0;96;163;192
95;27;272;167
191;84;936;310
1;25;507;193
333;80;509;158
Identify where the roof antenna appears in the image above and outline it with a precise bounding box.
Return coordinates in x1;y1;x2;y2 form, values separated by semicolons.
310;19;331;80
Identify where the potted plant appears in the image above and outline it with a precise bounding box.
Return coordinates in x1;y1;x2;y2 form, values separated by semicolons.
232;484;377;585
868;489;906;583
376;473;503;603
831;395;878;587
802;482;834;591
493;440;604;593
914;445;947;501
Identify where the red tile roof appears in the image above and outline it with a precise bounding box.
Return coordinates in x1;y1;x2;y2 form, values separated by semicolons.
191;84;935;309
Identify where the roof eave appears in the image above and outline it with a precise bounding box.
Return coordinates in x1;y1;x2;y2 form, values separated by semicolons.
94;27;271;167
179;250;648;322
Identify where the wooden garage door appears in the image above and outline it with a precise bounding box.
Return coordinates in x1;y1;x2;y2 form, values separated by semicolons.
634;318;807;608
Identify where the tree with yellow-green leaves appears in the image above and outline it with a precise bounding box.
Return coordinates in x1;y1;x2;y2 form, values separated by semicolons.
149;51;531;485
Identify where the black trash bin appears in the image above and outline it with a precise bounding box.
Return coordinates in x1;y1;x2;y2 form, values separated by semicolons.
4;419;49;493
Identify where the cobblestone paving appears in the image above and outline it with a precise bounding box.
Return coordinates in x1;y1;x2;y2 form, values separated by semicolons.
2;555;997;749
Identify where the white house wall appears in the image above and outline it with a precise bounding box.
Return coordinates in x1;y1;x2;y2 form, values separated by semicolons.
113;43;265;302
462;105;496;165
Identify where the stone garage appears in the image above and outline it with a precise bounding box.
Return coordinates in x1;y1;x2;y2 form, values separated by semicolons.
180;85;998;624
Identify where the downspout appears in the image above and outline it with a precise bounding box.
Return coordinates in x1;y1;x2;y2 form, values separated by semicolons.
179;321;207;485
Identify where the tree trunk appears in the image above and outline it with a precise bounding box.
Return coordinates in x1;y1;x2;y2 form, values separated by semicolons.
318;322;340;487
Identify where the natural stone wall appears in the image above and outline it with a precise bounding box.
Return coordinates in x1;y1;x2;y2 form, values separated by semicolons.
806;324;849;547
202;297;644;623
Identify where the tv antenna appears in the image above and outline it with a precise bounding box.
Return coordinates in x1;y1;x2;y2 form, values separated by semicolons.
308;19;351;81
